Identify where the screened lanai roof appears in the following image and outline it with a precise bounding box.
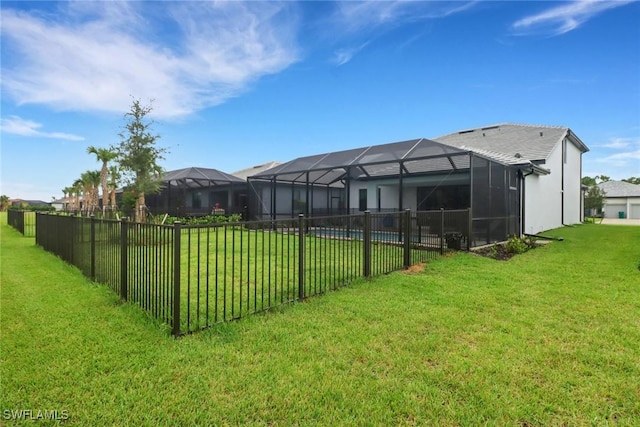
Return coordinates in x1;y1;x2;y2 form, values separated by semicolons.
250;138;476;185
163;167;244;188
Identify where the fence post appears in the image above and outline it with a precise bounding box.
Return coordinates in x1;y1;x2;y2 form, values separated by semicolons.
90;215;96;281
120;217;128;301
403;209;411;269
35;212;40;245
440;208;445;255
467;207;472;251
298;214;305;300
19;210;25;235
173;222;182;337
363;210;371;277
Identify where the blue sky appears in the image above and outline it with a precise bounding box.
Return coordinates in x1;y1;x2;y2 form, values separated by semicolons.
1;0;639;201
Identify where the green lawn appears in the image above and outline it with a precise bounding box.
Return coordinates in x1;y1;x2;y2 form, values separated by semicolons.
1;219;639;425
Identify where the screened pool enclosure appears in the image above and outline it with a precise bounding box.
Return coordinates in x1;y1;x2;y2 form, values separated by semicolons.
248;138;545;247
145;167;249;217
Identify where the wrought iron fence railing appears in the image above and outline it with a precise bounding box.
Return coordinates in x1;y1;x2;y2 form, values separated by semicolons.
7;210;36;237
34;209;469;336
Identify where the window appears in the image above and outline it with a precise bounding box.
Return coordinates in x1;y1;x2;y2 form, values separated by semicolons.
192;191;202;209
359;189;367;211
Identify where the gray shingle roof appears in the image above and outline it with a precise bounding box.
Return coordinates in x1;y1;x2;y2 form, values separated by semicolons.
598;180;640;197
434;123;588;162
232;161;281;181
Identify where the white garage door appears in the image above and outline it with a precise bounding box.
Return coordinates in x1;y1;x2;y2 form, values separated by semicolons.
630;204;640;219
604;204;626;219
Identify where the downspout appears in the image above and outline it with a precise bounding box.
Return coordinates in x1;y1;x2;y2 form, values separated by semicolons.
520;169;535;235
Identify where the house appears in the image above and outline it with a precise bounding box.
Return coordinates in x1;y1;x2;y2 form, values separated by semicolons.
248;123;589;244
435;123;588;234
10;199;51;208
597;180;640;219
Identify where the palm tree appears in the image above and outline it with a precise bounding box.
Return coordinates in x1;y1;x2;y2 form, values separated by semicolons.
107;165;121;211
87;146;118;216
0;195;9;212
84;170;101;215
61;188;69;211
72;178;84;213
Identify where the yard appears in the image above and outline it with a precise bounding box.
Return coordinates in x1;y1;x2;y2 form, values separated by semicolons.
1;216;639;425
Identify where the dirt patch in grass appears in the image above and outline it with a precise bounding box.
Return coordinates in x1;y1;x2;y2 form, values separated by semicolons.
473;244;519;261
403;263;427;274
472;238;545;261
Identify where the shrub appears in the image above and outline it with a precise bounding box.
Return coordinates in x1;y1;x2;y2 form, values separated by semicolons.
163;213;242;225
505;235;528;254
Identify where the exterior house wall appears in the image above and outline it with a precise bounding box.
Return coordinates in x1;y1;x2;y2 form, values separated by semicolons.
524;144;563;234
563;139;583;225
523;137;584;233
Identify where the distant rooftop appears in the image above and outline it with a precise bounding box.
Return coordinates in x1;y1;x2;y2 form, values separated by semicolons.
597;180;640;198
162;167;244;187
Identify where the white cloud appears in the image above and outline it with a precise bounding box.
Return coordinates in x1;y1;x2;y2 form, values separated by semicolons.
600;137;638;149
333;1;477;34
0;115;84;141
332;42;370;66
0;2;300;119
512;0;635;36
326;1;476;64
600;149;640;161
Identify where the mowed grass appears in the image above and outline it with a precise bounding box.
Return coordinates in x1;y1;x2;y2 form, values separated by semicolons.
1;217;639;425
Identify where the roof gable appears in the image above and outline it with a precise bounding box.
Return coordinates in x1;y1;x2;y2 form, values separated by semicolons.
434;123;588;162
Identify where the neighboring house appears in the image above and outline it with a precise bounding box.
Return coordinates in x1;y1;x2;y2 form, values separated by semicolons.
145;167;246;217
597;180;640;219
435;123;588;234
10;199;51;207
51;198;66;211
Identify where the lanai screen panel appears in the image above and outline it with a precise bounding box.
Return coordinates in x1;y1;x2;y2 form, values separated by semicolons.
471;156;520;245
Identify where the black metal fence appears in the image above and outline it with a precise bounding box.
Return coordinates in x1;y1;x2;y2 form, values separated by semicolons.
7;210;36;237
35;209;469;336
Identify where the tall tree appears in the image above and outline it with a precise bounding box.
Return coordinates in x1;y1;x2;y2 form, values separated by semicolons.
114;99;166;222
622;177;640;185
584;186;606;220
87;146;118;215
581;176;597;186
